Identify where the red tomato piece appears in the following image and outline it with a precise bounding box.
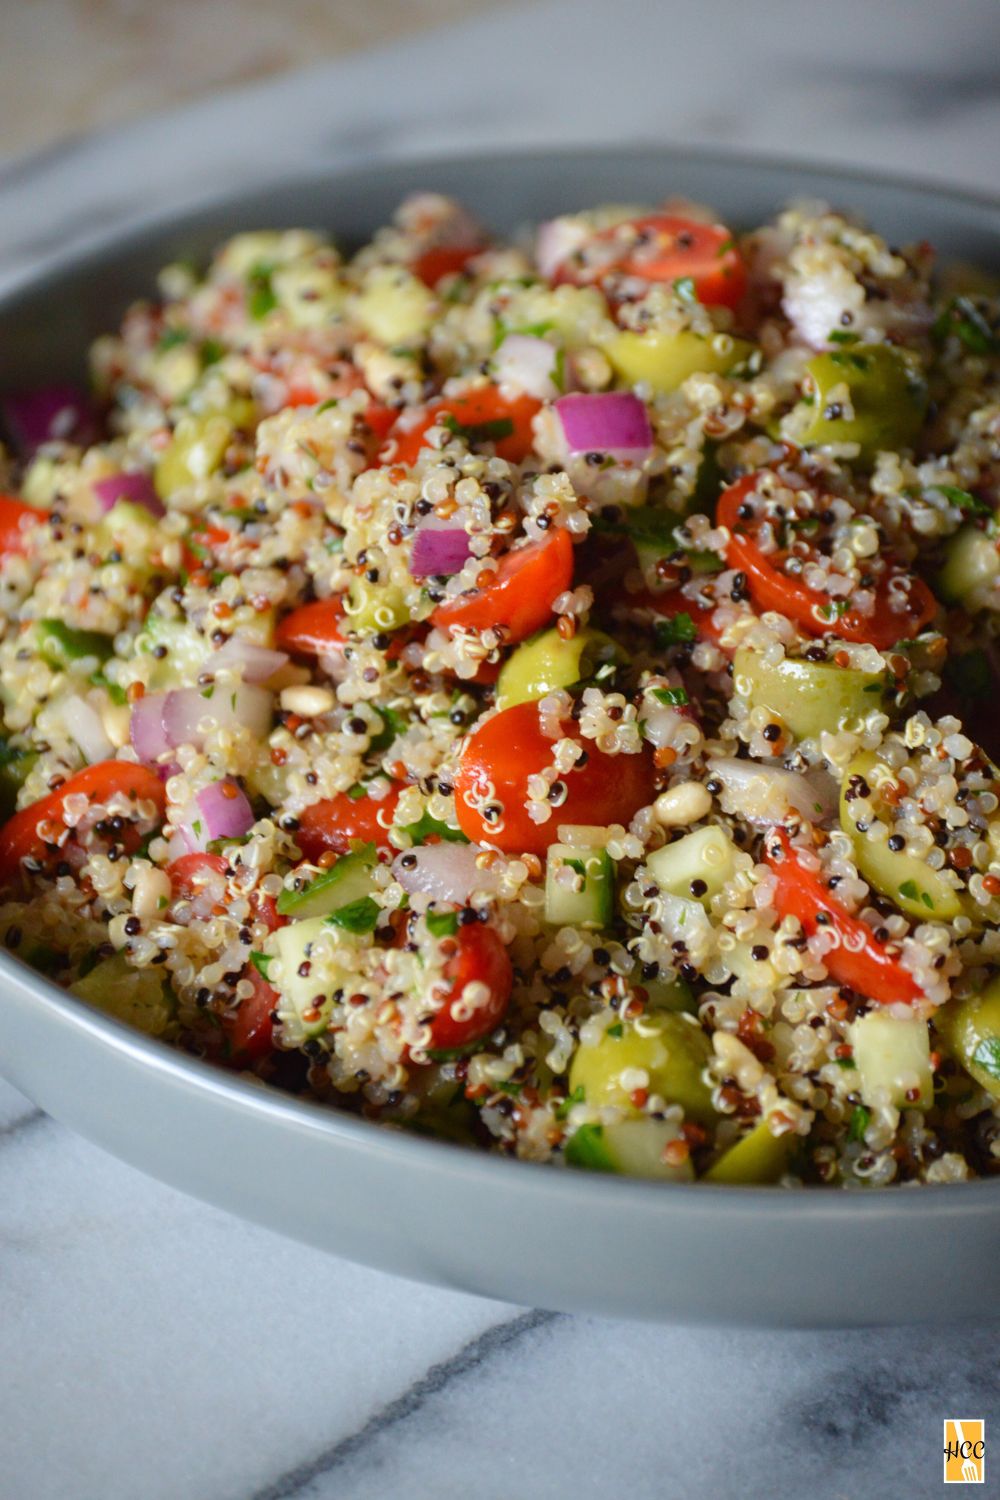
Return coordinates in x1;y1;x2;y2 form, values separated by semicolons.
383;387;541;468
363;401;398;443
0;761;166;885
766;828;923;1005
0;495;41;555
167;851;228;895
427;922;513;1050
454;701;656;856
555;214;745;309
181;524;231;574
223;963;277;1063
276;597;347;656
294;784;403;863
432;527;573;646
411;245;480;288
717;475;937;650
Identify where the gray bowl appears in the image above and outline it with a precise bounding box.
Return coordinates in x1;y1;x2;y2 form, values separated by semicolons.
1;146;998;1327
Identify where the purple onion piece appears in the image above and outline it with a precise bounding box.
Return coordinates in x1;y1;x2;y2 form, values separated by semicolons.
209;638;289;684
1;385;97;456
93;471;164;518
410;524;473;579
129;694;172;763
554;391;652;462
194;779;255;842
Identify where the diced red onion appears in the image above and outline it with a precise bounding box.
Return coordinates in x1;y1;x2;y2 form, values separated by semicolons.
535;217;589;280
210;637;289;683
705;757;837;827
554;392;652;462
1;385;96;455
392;843;501;904
494;334;562;401
93;470;164;518
131;683;272;762
195;779;255;842
410;521;472;579
162;683;273;747
57;694;113;764
130;694;172;762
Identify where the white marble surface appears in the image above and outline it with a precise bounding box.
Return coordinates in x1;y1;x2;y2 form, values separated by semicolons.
3;3;1000;1497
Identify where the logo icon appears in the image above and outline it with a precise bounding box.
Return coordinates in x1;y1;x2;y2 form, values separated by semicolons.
944;1419;985;1484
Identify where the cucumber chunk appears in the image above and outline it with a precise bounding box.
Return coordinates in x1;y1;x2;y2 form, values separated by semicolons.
935;977;1000;1100
704;1114;795;1184
735;647;885;741
277;843;378;920
645;824;736;908
840;751;962;922
273;917;362;1045
849;1010;933;1110
605;329;753;394
544;842;615;929
565;1119;694;1181
938;524;1000;610
71;953;175;1038
496;627;623;711
569;1011;717;1126
36;619;114;671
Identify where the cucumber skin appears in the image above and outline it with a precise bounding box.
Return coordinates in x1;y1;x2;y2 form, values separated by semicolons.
544;843;615;929
735;648;885;741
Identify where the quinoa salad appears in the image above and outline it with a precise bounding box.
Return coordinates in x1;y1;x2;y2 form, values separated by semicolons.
1;191;999;1190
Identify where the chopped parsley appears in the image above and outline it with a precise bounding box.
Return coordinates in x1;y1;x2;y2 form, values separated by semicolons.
971;1036;1000;1082
325;896;380;935
426;909;459;938
606;1022;624;1039
404;809;470;846
441;413;515;446
250;951;273;980
654;612;697;647
933;295;999;355
931;483;991;517
673;275;698;306
555;1084;586;1120
652;685;689;707
848;1104;870;1141
247;260;277;320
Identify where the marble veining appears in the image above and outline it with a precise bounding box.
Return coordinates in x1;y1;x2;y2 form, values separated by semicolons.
2;2;1000;1496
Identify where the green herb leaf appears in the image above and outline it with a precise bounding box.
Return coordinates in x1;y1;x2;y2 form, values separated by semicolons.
200;338;225;367
426;909;459;938
325;896;380;934
931;483;991;517
848;1104;870;1141
441;413;515;446
606;1021;624;1039
654;612;697;647
247;261;277;320
972;1036;1000;1082
404;810;470;846
555;1084;586;1120
827;329;859;345
934;295;999;355
368;705;406;753
652;685;689;706
899;879;919;900
250;951;273;980
673;276;698;306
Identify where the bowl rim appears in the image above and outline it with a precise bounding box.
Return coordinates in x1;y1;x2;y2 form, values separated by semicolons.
3;140;999;1216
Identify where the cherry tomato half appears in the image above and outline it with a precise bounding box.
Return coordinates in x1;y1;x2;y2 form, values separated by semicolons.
224;963;277;1063
717;475;936;650
276;597;347;656
411;245;480;288
766;828;923;1005
454;701;656;856
432;527;574;646
0;761;165;885
383;387;541;468
294;784;403;863
0;495;42;556
426;922;513;1051
555;214;745;310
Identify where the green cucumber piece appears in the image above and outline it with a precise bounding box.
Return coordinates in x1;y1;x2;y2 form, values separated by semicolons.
0;740;37;818
841;751;962;922
544;841;615;929
36;619;114;670
277;842;378;919
645;824;736;908
938;524;1000;610
935;977;1000;1100
71;953;175;1038
849;1011;933;1110
704;1115;795;1184
565;1119;694;1180
734;647;886;740
569;1011;717;1126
